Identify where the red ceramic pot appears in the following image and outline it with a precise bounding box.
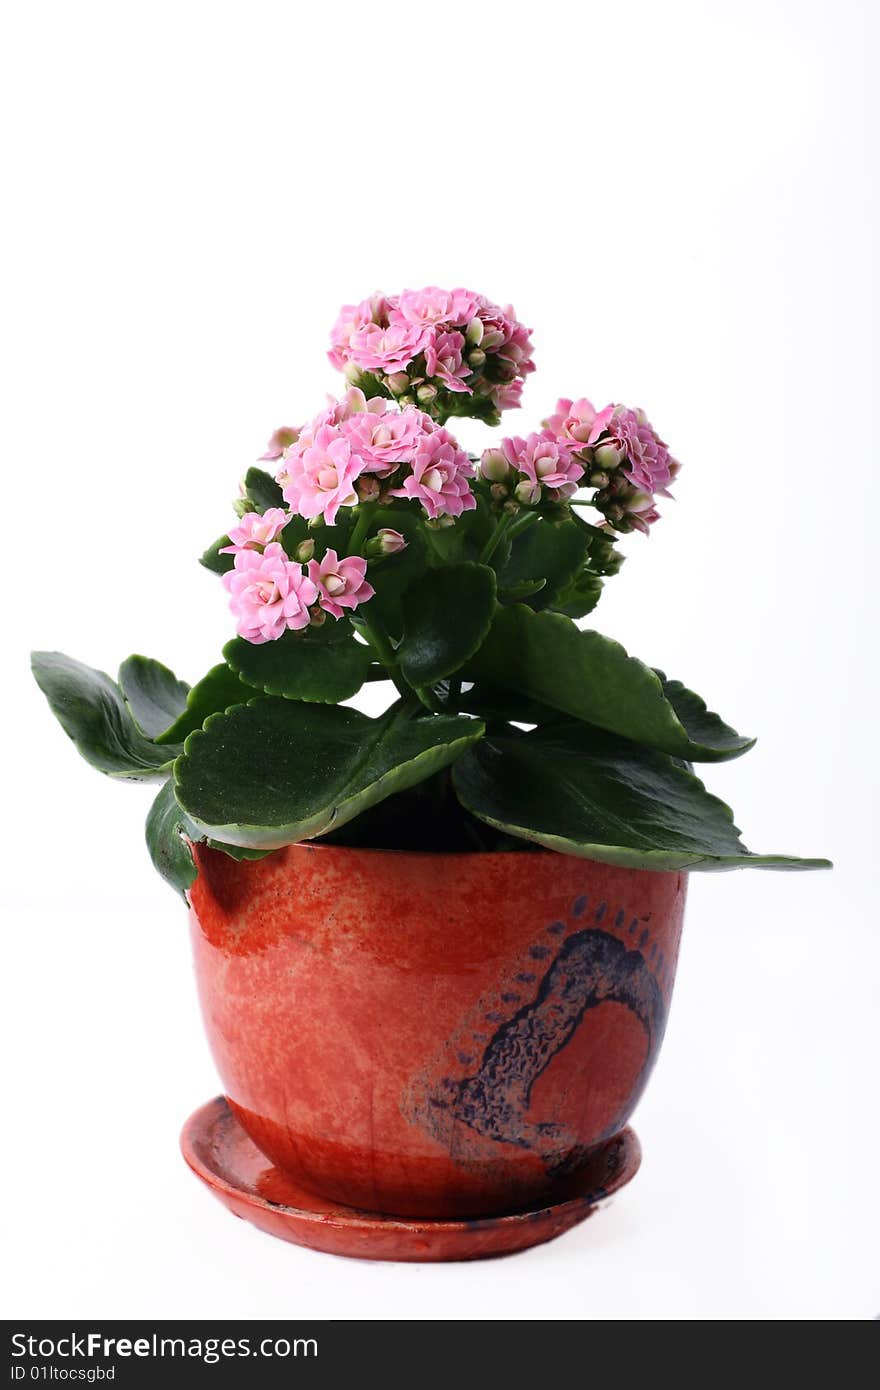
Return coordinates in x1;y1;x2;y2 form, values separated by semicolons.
189;843;686;1220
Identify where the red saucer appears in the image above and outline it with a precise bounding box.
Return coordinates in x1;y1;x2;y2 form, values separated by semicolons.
181;1097;641;1262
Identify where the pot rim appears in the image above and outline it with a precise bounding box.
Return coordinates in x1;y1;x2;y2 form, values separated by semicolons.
195;839;685;877
198;838;558;863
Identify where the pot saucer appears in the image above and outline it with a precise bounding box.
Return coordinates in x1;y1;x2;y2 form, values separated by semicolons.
181;1097;641;1262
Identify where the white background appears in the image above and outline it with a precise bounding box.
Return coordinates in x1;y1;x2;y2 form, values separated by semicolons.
2;0;877;1321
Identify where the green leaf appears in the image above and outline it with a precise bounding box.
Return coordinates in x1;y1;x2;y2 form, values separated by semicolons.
398;563;497;688
244;466;285;512
199;534;234;575
145;781;270;897
421;509;483;565
175;698;485;850
498;578;547;602
146;780;198;898
155;663;256;744
224;624;372;703
31;651;181;780
497;518;589;610
551;573;604;619
118;655;190;739
653;670;754;761
452;724;831;872
464;606;754;762
459;683;566;727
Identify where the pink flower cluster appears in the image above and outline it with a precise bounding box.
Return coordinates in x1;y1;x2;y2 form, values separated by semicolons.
328;287;534;418
480;397;680;533
277;389;476;524
481;433;583;505
221;510;375;644
563;401;680;533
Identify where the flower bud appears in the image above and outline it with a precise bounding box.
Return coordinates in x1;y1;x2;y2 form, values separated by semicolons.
294;538;315;562
376;527;407;555
628;488;653;513
232;496;257;519
490;483;508;503
515;479;541;506
356;476;382;502
468;348;486;370
344;361;364;385
385;372;410;396
588;471;610;489
258;425;299;461
502;498;520;514
594;442;623;470
398;394;416;408
309;607;327;627
480;448;509;482
466;317;484;346
603;547;624;576
416;383;438;405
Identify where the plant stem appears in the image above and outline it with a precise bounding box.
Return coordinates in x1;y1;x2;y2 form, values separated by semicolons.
479;511;515;565
347;502;376;557
353;612;411;700
414;684;445;714
355;612;440;713
479;508;543;566
506;510;541;543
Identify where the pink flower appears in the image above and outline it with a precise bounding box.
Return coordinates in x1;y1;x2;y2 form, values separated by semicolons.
497;315;535;374
391;427;476;519
604;407;677;497
223;543;318;644
220;507;289;554
328;295;388;370
307;549;375;619
477;301;535;370
389;286;486;329
288;390;376;464
348;320;430;374
424;329;471;393
376;527;407;554
280;425;363;524
342;405;427;477
448;288;485;325
322;388;367;424
490;378;526;412
258;426;299;461
627;495;662;535
392;287;456;326
544;398;614;451
502;433;584;502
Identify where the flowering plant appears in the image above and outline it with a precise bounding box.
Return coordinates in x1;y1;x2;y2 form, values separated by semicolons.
32;287;829;894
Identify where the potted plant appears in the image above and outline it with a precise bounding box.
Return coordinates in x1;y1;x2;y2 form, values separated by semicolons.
32;286;829;1261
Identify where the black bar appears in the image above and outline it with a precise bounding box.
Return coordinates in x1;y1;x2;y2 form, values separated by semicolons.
3;1322;573;1384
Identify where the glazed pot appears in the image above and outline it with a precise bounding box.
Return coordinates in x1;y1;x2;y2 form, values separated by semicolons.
189;842;687;1220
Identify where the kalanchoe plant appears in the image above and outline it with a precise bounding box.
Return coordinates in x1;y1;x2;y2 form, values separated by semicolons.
32;286;830;897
